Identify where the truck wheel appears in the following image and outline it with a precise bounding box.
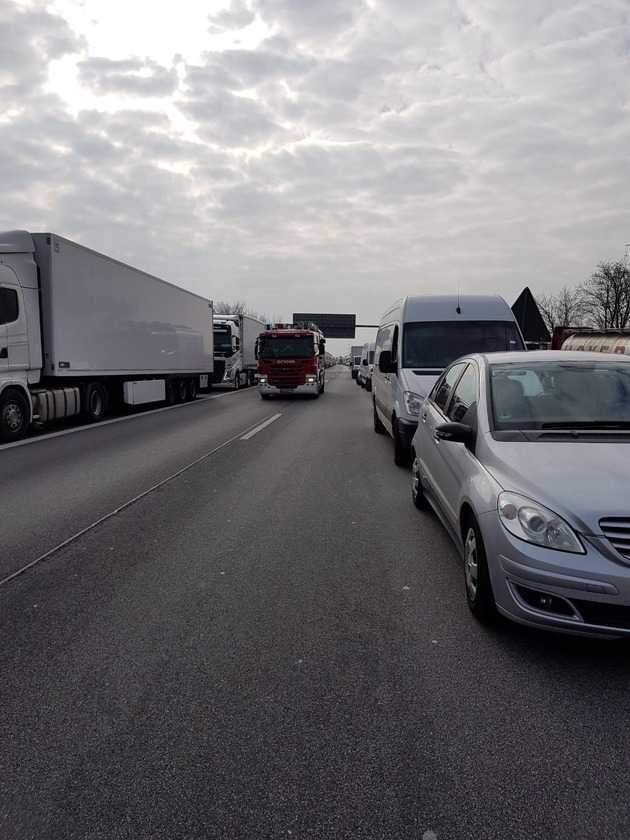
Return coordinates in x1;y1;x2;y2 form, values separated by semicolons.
84;383;107;422
319;377;325;394
166;381;177;405
187;379;197;401
177;379;187;403
0;388;30;442
234;373;241;390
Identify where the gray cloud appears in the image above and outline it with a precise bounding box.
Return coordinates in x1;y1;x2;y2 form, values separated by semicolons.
78;57;179;97
1;0;630;338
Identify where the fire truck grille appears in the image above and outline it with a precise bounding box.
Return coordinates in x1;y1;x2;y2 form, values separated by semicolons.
269;369;304;388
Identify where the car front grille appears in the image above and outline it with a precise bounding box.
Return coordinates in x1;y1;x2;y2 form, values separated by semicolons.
600;517;630;559
572;598;630;630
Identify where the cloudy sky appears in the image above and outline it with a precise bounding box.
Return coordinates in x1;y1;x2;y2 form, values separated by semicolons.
1;0;629;349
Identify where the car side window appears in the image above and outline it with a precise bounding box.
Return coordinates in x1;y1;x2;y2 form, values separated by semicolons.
447;364;478;423
431;363;466;412
0;288;19;325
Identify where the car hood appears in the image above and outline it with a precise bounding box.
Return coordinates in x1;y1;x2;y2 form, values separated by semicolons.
482;437;630;534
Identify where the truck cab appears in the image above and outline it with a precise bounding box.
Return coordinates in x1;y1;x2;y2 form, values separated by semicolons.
213;317;242;387
256;324;326;399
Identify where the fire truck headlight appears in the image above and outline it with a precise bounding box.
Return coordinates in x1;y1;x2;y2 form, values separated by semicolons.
306;375;317;384
258;376;268;385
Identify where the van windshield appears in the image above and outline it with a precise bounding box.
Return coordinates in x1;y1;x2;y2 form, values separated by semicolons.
402;321;524;369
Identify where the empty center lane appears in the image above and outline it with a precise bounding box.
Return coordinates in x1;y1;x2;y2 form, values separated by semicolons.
0;388;280;580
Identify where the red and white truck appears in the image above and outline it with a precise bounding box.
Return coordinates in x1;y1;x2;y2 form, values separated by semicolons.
256;323;326;399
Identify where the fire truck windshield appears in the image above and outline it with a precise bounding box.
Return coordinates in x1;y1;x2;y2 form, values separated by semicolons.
259;336;315;359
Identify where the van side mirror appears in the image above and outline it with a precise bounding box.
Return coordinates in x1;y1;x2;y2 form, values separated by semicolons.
378;350;396;374
435;422;474;446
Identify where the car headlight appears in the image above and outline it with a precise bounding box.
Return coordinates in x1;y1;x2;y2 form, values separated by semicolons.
402;391;425;417
498;492;585;554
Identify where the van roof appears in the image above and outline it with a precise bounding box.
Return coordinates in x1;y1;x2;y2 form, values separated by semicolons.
382;294;514;324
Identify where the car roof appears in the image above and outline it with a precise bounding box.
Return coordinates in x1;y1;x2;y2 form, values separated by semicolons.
474;350;630;365
402;294;513;322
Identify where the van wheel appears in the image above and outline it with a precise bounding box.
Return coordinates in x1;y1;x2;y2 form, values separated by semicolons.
0;388;29;442
84;383;107;422
393;418;411;467
462;514;496;623
373;400;385;434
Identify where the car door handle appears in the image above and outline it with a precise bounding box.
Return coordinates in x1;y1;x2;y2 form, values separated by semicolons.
0;347;7;359
421;411;428;422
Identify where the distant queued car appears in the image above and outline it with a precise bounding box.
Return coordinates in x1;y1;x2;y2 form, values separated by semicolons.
411;351;630;638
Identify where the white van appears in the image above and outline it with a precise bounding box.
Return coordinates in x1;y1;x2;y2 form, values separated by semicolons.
372;295;525;465
350;344;363;380
358;342;376;390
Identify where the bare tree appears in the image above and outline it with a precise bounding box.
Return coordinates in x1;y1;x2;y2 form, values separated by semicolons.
213;300;271;323
580;260;630;329
214;300;247;316
536;286;587;332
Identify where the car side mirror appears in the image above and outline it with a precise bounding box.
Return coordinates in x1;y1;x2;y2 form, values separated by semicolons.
378;350;396;374
435;422;474;446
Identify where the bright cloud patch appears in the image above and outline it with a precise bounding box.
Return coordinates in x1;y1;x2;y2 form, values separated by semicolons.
1;0;629;338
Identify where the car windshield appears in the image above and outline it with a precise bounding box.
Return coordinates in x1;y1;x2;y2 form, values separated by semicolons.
213;330;232;352
354;356;361;365
403;321;524;369
490;362;630;430
259;336;314;359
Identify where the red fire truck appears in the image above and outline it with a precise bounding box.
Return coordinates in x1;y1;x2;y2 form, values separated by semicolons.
256;323;326;399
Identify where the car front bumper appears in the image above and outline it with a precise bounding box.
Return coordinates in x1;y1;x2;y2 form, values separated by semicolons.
479;511;630;638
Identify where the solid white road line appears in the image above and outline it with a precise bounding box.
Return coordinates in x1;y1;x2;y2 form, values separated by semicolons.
0;389;248;452
240;413;283;440
0;412;280;589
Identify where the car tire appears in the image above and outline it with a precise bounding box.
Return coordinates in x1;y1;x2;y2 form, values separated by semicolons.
411;451;429;509
393;417;411;467
462;514;496;624
373;400;386;434
260;394;270;400
0;388;30;442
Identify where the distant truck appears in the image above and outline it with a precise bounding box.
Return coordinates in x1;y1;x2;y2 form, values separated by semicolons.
350;344;362;380
562;330;630;355
256;323;326;399
0;231;213;442
212;313;265;388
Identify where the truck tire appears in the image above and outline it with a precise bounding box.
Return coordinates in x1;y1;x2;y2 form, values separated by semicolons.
166;380;177;405
234;373;241;390
0;388;30;442
84;382;107;423
187;379;197;401
176;379;187;403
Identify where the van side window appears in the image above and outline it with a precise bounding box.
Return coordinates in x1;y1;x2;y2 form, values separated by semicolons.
391;326;399;365
0;288;19;325
432;363;466;412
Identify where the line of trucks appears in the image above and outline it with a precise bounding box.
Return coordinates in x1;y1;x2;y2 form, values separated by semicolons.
0;230;329;443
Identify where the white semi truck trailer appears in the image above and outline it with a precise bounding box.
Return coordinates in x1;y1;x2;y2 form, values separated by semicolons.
212;313;265;388
0;231;214;442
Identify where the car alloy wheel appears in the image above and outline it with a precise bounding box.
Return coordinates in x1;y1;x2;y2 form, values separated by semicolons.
464;527;479;601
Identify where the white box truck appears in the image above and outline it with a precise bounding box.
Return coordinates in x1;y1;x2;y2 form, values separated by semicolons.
0;230;214;442
212;313;265;388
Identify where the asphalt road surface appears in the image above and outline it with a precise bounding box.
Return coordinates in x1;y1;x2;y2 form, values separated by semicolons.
2;368;630;840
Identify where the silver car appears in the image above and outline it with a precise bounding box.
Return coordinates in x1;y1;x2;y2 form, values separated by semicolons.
410;351;630;638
